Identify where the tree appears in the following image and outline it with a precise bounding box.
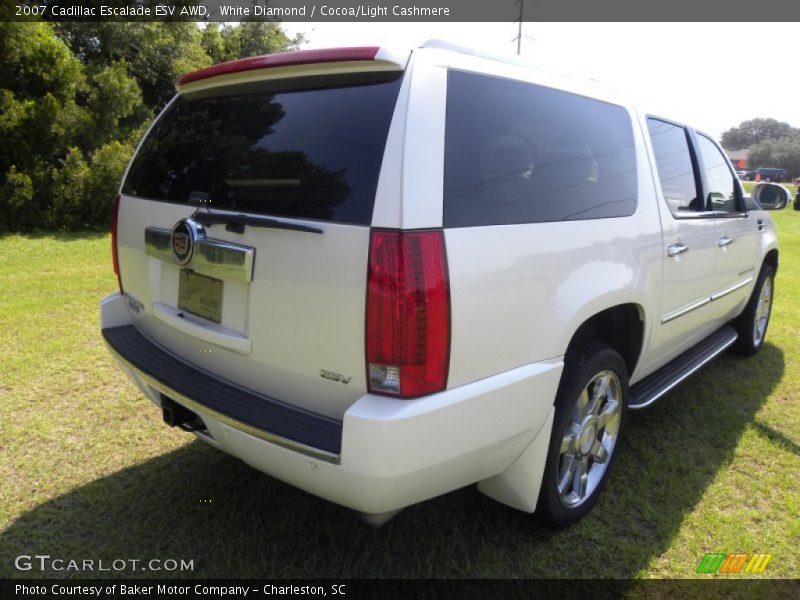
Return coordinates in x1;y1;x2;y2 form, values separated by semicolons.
0;21;300;231
223;22;303;60
201;22;304;64
0;20;84;103
200;22;226;64
0;22;89;230
747;136;800;177
720;118;800;151
55;22;210;109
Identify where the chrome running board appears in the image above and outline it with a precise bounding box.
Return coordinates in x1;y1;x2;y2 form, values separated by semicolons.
629;326;738;410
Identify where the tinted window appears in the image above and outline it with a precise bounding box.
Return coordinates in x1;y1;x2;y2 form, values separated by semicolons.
646;118;701;216
122;74;402;225
443;70;637;227
697;134;738;213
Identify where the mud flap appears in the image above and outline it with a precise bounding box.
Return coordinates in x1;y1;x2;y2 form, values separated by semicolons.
477;406;555;513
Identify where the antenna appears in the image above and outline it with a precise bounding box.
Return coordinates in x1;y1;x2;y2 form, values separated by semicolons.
513;0;524;55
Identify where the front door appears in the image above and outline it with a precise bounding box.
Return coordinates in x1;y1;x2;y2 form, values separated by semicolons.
693;133;761;321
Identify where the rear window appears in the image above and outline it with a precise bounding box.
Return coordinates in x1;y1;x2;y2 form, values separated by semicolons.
443;70;638;227
122;73;403;225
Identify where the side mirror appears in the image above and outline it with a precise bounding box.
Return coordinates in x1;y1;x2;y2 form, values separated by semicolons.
751;182;790;210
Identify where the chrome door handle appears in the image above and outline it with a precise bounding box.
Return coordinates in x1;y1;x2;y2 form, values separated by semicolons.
757;219;765;231
667;243;689;257
718;236;734;247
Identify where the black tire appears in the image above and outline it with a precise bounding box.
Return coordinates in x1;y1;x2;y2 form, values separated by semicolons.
732;264;775;356
536;342;628;528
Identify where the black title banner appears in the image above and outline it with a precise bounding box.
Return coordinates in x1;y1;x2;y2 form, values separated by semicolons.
4;0;800;22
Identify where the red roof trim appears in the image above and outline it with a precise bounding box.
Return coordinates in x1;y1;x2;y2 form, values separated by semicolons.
178;47;381;86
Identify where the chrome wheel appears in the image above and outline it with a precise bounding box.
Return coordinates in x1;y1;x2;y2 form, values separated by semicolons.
752;275;773;347
557;370;622;508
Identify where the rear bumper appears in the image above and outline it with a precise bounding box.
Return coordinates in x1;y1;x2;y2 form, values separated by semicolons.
103;323;342;460
101;293;562;514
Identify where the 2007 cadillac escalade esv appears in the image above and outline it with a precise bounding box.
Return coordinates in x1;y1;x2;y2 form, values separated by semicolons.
100;42;785;526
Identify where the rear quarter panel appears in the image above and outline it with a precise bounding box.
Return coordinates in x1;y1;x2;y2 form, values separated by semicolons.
445;213;662;388
434;53;664;388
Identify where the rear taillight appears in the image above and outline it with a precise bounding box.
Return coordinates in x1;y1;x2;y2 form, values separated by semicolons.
111;193;123;294
366;229;450;398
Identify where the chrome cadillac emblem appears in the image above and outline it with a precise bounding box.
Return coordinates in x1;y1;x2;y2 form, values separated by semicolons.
171;218;205;265
173;232;189;255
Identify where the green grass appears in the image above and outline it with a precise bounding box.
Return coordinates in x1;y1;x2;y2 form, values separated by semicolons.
1;215;799;580
742;180;797;196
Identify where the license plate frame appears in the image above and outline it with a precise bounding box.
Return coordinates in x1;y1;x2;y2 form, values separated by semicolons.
178;269;223;324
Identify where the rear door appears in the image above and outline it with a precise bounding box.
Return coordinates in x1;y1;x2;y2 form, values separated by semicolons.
645;118;719;369
116;68;405;420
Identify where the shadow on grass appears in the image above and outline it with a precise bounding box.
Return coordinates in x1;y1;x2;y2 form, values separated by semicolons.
750;421;800;457
0;344;784;579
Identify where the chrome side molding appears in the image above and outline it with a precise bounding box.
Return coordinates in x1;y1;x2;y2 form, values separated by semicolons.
661;296;710;324
661;276;754;324
710;277;754;302
145;227;255;282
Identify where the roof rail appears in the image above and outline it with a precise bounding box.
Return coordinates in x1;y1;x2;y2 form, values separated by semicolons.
419;38;608;90
419;38;539;70
420;39;477;55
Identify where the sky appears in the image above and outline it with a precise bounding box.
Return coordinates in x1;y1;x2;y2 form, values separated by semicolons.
282;22;799;139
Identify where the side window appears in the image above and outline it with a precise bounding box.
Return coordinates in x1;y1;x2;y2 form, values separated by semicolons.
646;118;702;217
443;70;638;227
696;134;739;213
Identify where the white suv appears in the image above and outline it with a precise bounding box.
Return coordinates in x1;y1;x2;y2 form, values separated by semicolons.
101;42;783;527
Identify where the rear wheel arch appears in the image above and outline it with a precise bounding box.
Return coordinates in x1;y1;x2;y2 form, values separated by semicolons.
562;304;645;384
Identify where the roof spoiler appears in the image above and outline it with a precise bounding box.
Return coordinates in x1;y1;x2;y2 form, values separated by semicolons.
176;46;410;92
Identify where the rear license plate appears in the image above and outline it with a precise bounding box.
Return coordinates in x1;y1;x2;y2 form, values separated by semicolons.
178;270;223;323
